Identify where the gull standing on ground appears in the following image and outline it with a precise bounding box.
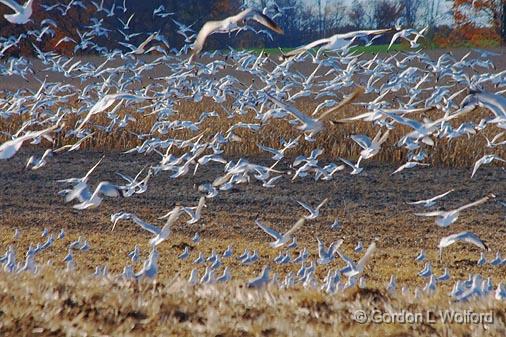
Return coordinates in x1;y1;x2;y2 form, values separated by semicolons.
247;266;270;288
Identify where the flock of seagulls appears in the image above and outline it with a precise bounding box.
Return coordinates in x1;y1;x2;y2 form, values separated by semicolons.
0;0;505;302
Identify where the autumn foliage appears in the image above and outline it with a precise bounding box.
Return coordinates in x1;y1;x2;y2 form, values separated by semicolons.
437;0;503;47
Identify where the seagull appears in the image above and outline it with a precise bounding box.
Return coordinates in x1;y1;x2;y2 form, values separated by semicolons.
415;194;495;227
281;29;390;59
386;275;396;293
178;246;190;260
471;154;506;178
337;242;377;278
391;161;430;175
0;124;58;160
255;217;305;248
216;267;231;283
182;196;206;224
437;268;450;282
25;149;53;170
415;249;426;262
496;283;506;300
317;238;343;264
118;32;159;55
247;266;270;288
339;157;363;175
461;91;506;123
0;0;34;24
490;252;503;266
477;252;487;266
418;262;432;278
296;198;328;219
350;129;390;160
330;217;342;230
190;8;283;61
223;245;233;258
266;94;323;135
72;181;123;210
407;189;454;208
111;208;182;246
438;231;488;260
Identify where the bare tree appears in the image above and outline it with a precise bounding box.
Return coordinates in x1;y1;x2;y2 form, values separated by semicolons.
404;0;422;27
348;1;366;29
372;0;404;28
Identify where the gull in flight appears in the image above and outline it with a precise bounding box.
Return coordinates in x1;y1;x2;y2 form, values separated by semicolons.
255;217;305;248
76;93;150;132
461;91;506;126
415;194;495;227
339;157;363;175
438;231;488;261
111;208;182;246
266;94;323;135
0;124;58;160
296;198;328;219
182;196;206;224
190;8;283;61
72;181;124;210
337;242;377;278
317;238;343;264
471;154;506;178
281;29;390;59
351;129;390;160
388;26;428;50
118;32;159;55
25;149;53;170
0;0;33;24
407;189;454;208
391;161;430;175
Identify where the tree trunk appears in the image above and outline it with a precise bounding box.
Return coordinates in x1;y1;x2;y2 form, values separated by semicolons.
502;0;506;41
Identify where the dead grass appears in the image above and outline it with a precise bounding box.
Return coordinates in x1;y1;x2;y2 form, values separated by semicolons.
0;96;504;167
0;268;505;337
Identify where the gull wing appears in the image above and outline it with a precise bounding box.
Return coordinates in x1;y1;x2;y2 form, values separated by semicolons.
284;217;305;237
0;0;23;12
429;189;454;201
137;32;158;51
351;134;372;150
94;181;121;198
191;20;224;56
244;9;284;34
329;239;344;256
339;157;355;169
150;206;181;246
414;210;446;217
461;232;488;251
282;38;331;58
456;195;491;212
131;214;161;235
255;219;282;240
356;242;377;272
